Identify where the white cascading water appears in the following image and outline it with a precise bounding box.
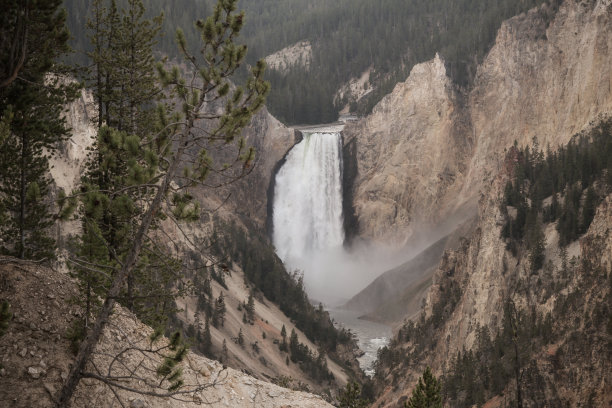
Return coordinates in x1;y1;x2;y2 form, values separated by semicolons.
273;131;345;271
273;131;392;375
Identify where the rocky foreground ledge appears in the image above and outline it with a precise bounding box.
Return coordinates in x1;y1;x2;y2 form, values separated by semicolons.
0;260;333;407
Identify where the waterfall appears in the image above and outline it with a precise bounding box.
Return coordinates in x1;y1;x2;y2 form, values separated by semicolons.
273;132;344;272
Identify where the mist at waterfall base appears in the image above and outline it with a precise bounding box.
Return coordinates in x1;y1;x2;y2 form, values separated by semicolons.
272;132;408;305
271;130;472;375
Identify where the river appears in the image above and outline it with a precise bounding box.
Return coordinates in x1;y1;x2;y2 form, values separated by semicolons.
328;308;391;377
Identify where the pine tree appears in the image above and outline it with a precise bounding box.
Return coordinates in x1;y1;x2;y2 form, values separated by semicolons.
57;0;269;403
580;187;597;233
201;317;212;357
237;328;244;347
246;291;255;323
79;0;168;316
213;292;226;328
405;367;442;408
339;381;369;408
222;339;228;363
527;217;546;273
289;328;299;362
280;324;288;352
0;0;79;260
116;0;164;135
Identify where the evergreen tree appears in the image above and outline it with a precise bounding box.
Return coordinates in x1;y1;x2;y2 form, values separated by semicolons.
222;338;228;363
116;0;164;135
580;187;597;233
213;292;226;328
280;324;288;352
289;328;299;362
246;291;255;323
338;381;369;408
237;328;245;347
77;0;168;316
405;367;442;408
201;316;212;357
527;217;546;273
0;0;79;260
57;0;269;403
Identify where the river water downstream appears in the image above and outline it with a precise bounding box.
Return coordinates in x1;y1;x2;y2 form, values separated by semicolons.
329;309;391;377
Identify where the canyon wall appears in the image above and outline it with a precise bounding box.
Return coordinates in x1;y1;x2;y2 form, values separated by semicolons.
344;0;612;245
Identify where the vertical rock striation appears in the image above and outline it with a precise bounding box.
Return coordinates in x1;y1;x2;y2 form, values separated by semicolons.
344;0;612;245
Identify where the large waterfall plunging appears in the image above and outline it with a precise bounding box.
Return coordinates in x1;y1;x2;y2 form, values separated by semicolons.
273;130;393;374
272;129;405;304
273;131;345;265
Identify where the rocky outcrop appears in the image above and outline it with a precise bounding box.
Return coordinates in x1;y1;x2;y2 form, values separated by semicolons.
343;54;471;245
373;171;612;407
265;41;312;73
225;107;298;231
344;0;612;245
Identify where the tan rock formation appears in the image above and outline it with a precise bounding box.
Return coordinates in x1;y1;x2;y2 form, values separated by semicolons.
265;41;312;73
345;0;612;245
343;54;471;245
227;107;298;230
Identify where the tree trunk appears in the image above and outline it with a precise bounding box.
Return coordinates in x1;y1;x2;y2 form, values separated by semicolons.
514;338;522;408
56;139;188;407
19;132;27;259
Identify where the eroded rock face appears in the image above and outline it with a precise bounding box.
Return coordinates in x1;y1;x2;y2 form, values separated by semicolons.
345;0;612;245
264;41;312;73
463;0;612;199
374;172;612;407
226;107;297;231
343;54;471;245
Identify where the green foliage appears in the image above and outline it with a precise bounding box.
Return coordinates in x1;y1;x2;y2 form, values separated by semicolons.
70;125;183;327
210;219;352;352
0;0;79;260
338;381;369;408
443;304;554;407
405;367;442;408
237;327;244;347
155;331;188;392
0;301;11;337
85;0;164;134
57;0;269;404
501;120;612;250
245;291;255;324
64;0;555;124
212;292;226;328
200;317;212;357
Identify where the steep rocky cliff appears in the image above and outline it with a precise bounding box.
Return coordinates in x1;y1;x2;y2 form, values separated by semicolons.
373;169;611;407
343;54;471;245
344;0;612;245
0;260;333;408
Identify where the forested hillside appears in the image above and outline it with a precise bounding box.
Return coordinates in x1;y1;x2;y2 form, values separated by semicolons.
63;0;557;124
373;119;612;407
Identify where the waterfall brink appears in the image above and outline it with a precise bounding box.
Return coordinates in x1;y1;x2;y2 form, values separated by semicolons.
273;132;345;270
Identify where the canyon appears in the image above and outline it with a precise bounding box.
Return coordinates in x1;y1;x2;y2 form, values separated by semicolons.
2;0;612;406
